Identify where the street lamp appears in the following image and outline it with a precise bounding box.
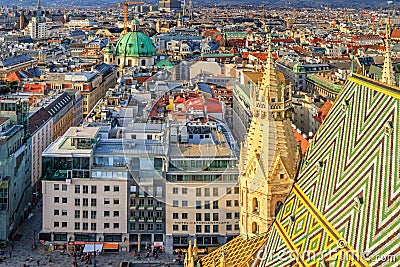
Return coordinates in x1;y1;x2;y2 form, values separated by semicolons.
93;232;97;267
33;230;36;249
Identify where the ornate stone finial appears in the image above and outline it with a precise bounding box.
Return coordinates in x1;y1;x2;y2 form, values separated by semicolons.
220;248;227;267
381;16;395;85
193;239;199;261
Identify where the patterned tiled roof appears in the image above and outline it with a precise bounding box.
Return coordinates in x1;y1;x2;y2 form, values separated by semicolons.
259;73;400;266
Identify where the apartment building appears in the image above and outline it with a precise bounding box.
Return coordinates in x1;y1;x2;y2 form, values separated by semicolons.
41;127;129;252
165;121;240;254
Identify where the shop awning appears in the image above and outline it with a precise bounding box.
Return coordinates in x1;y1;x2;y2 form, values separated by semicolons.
83;243;103;253
103;243;118;250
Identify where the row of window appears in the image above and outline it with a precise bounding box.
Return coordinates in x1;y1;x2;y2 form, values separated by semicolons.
172;187;238;196
54;184;120;193
54;222;120;230
130;223;163;231
172;224;239;233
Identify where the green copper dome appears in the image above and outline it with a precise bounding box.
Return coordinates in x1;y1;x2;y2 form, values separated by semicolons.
115;20;156;58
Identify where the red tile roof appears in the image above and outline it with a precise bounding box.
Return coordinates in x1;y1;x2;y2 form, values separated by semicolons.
292;129;309;155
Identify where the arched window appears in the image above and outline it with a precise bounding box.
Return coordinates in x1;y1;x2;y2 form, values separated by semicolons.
275;201;283;217
252;198;259;213
252;222;258;234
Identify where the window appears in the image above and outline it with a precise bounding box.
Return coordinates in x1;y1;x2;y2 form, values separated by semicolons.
204;188;210;197
62;210;67;216
75;210;80;218
62;222;67;228
91;185;97;194
196;201;201;209
113;223;119;229
226;225;232;231
83;210;88;218
75;198;80;206
83;223;88;230
226;200;232;207
213;201;219;209
182;200;188;207
113;198;119;205
196;213;202;221
114;186;119;192
196;188;201;197
54;210;59;216
213;188;218;196
173;225;178;231
62;198;67;204
234;200;239;207
104;211;110;217
83;185;88;194
104;223;110;229
182;213;188;219
83;198;88;206
75;185;80;194
204;225;210;233
91;211;96;219
205;213;210;221
62;184;67;191
54;197;59;203
196;225;202;233
75;222;80;230
104;198;110;205
205;201;210;209
54;184;59;191
91;223;96;231
91;198;97;207
226;213;232;219
213;225;219;233
182;188;188;194
54;221;59;227
173;213;179;219
173;188;178;194
213;213;219;221
173;200;178;207
182;225;188;231
113;211;119;217
104;185;110;192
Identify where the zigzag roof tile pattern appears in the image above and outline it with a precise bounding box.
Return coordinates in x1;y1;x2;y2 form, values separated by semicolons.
259;73;400;266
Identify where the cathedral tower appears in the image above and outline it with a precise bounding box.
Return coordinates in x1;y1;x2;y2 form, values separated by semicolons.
239;31;300;239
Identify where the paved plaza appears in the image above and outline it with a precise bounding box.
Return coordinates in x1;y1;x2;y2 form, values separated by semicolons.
1;201;180;267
